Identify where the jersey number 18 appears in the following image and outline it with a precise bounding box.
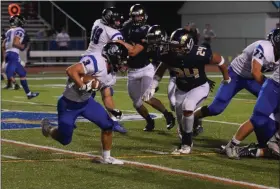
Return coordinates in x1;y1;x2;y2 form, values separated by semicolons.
91;26;103;44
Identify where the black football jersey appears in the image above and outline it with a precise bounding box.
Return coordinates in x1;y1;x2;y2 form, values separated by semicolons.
120;20;150;68
163;45;212;92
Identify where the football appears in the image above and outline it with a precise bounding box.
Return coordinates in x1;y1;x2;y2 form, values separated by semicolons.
81;75;101;90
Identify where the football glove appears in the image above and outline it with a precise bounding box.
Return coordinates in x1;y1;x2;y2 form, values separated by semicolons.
207;78;216;92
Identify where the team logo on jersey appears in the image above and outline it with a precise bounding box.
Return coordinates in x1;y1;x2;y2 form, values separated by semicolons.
1;110;162;130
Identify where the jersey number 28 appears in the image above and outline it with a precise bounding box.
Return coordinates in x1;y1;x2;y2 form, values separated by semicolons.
91;26;103;44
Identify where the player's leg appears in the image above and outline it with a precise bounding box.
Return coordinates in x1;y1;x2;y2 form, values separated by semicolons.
100;86;127;133
41;96;82;145
81;97;123;164
173;83;210;154
128;75;155;131
167;76;176;111
194;68;243;119
250;79;280;147
4;54;17;89
143;65;175;130
15;62;39;99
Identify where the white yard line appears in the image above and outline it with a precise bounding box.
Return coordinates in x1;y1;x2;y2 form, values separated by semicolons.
1;155;23;159
141;150;169;155
1;138;276;189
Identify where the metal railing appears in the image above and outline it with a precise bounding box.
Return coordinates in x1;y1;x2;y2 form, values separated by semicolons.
37;1;87;49
29;37;86;51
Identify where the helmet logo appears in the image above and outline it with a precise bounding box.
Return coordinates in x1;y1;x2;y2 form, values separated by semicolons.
180;34;188;44
274;34;280;43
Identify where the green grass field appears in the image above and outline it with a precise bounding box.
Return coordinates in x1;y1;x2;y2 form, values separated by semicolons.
1;74;279;189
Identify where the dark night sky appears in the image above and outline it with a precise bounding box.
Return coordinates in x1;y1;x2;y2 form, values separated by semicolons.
47;1;184;37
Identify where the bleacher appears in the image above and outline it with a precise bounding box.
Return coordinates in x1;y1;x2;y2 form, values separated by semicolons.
1;1;51;38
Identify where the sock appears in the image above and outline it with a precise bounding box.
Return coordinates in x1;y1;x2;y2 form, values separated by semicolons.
255;149;261;157
20;79;31;94
102;150;110;159
230;136;241;147
145;115;154;124
163;110;170;118
182;132;193;146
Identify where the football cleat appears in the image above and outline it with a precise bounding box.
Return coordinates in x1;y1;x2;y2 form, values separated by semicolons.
225;143;240;160
98;156;124;165
193;119;203;137
13;83;21;90
165;112;176;130
267;136;280;157
27;92;39;99
143;119;155;131
41;118;51;137
171;144;193;155
237;143;259;158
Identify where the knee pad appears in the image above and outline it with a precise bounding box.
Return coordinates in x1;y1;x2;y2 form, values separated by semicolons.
133;99;143;109
181;113;194;133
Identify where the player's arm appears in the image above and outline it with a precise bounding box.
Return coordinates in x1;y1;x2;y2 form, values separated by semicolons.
251;46;266;85
13;36;25;50
209;52;230;83
2;39;6;61
66;63;86;89
116;40;144;57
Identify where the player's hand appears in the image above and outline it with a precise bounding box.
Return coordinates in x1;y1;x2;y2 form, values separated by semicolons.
222;77;231;84
79;80;94;92
142;87;156;101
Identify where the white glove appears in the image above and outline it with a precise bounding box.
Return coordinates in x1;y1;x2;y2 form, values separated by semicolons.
79;80;94;92
222;77;231;84
142;79;159;101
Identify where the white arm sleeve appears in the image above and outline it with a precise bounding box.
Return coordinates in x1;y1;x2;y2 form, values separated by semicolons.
107;27;123;41
79;55;97;74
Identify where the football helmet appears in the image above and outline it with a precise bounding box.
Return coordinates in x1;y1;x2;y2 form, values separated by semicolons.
10;14;25;27
129;4;148;26
102;7;123;29
102;42;128;72
169;28;194;56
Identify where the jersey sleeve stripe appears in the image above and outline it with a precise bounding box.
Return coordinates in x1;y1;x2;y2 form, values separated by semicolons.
15;29;25;33
256;44;264;52
110;33;122;40
89;55;98;73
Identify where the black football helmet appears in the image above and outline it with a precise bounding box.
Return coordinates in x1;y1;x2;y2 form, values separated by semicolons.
146;25;168;44
169;28;194;56
270;28;280;56
102;42;128;72
129;4;148;26
10;14;25;27
102;7;123;29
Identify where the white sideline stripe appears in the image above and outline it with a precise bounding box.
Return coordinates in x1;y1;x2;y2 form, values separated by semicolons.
1;138;276;189
1;155;23;159
0;105;244;127
141;150;169;155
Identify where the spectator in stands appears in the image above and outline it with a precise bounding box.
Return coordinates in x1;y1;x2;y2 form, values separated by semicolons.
202;23;216;48
276;23;280;28
55;27;70;62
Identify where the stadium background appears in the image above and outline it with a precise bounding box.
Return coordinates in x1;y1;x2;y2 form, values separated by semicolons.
1;1;280;69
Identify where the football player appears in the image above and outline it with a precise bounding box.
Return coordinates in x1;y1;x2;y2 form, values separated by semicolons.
213;29;280;159
117;4;175;131
2;15;38;99
193;29;280;139
84;7;126;133
41;42;126;164
143;26;230;154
